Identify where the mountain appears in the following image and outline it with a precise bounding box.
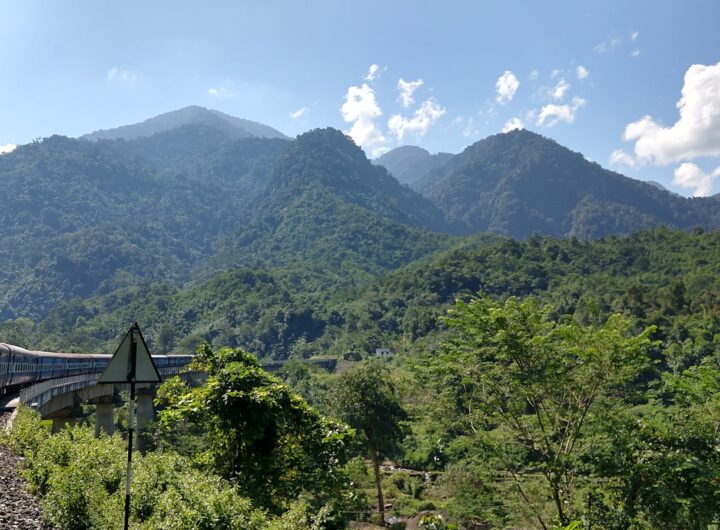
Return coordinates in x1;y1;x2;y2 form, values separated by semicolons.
375;145;454;185
7;116;720;326
218;128;453;274
81;105;288;142
0;126;451;321
415;129;720;239
0;132;289;320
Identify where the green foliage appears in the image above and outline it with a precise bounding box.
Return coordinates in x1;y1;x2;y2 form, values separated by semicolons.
332;360;408;458
331;360;408;522
425;295;654;526
5;123;720;530
8;406;352;530
419;513;457;530
584;362;720;529
156;344;356;514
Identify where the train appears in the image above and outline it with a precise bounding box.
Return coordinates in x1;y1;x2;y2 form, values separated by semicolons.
0;342;193;395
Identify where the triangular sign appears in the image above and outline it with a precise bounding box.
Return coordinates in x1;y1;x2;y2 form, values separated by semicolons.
99;323;162;384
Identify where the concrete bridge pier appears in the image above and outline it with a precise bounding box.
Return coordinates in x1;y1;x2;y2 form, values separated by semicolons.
136;387;156;453
94;397;115;437
50;405;83;433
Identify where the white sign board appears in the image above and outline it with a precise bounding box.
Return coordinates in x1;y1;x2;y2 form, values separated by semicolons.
99;324;161;384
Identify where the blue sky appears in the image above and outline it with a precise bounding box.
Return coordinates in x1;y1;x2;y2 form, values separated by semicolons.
1;1;719;196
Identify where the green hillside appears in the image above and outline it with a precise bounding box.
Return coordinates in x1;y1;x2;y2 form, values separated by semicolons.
416;129;720;238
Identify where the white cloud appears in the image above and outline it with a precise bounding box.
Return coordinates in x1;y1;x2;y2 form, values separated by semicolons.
623;62;720;165
365;64;383;81
529;70;540;81
630;49;641;57
550;69;562;79
594;37;622;54
577;65;589;80
397;78;424;108
552;79;570;100
609;149;636;168
388;99;445;141
537;96;586;127
290;106;310;119
106;67;138;85
341;82;387;156
631;31;639;41
208;82;235;99
0;144;17;155
453;116;479;138
502;117;525;133
673;162;720;197
496;71;519;104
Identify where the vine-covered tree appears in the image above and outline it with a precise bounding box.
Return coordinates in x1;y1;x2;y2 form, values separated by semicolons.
156;344;355;515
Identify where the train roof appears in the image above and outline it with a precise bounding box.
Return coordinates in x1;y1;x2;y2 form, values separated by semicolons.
1;343;193;359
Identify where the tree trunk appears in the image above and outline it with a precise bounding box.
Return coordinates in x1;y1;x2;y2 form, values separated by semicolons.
550;476;567;525
372;448;385;525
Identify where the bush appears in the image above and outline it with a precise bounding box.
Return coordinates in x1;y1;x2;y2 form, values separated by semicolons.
7;406;346;529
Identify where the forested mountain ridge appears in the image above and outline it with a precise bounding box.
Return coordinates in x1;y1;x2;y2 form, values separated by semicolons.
415;129;720;238
0;125;450;321
4;107;720;329
81;105;288;141
262;128;449;231
0;131;290;320
216;128;454;273
374;145;454;185
11;227;720;367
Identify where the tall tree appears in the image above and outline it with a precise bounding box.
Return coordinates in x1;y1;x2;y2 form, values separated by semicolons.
331;360;408;524
430;295;654;528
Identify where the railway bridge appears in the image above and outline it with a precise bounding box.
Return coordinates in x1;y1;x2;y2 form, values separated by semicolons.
1;342;336;451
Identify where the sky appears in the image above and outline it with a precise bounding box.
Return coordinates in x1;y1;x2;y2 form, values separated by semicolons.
1;1;719;196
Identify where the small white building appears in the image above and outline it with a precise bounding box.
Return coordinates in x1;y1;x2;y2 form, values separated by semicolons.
375;348;392;358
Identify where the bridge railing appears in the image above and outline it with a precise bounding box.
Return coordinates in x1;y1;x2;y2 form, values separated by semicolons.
20;373;101;408
18;365;188;409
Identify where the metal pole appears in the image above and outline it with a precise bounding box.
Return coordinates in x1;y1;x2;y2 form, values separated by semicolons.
123;329;138;530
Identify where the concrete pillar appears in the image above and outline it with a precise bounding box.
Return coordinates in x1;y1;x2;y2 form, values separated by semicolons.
51;416;75;433
136;388;155;453
94;399;115;437
50;405;83;433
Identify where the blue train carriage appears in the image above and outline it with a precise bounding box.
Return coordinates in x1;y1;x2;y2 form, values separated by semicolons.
31;350;111;379
0;343;11;392
0;342;194;396
151;354;195;377
2;343;40;388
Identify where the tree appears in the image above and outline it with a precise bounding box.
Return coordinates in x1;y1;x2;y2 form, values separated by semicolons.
586;361;720;528
331;360;408;524
156;344;355;514
432;295;654;528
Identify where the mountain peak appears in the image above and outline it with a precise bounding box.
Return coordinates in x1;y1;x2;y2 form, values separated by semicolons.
375;145;455;186
81;106;288;142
